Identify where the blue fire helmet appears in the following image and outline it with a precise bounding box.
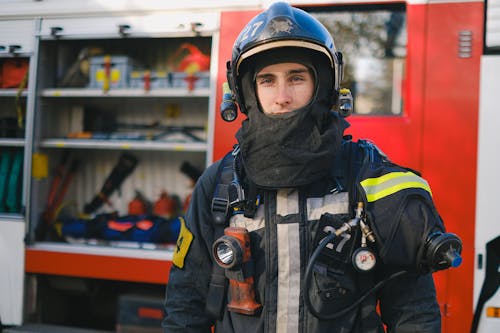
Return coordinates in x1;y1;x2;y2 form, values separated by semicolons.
227;2;344;115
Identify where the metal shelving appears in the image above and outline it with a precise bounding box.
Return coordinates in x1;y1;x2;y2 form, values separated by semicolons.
0;138;25;147
0;89;28;97
39;138;208;151
27;17;217;259
40;87;210;98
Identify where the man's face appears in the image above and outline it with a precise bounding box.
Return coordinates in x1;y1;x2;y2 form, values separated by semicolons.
255;62;314;116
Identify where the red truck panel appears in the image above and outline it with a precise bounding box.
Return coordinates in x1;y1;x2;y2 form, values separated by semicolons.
215;3;482;332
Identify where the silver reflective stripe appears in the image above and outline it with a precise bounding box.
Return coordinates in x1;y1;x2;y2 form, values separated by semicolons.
277;189;299;216
307;192;349;220
276;222;301;333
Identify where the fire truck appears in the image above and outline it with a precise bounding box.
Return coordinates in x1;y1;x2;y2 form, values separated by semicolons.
0;0;498;332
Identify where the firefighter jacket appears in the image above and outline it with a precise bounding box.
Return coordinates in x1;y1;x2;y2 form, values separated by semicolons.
162;142;442;333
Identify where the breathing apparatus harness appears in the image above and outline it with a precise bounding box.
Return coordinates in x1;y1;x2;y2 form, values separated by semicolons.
206;139;463;321
206;145;261;319
303;210;411;320
304;139;463;320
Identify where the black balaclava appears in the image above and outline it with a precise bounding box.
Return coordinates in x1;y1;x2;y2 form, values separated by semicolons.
235;47;349;189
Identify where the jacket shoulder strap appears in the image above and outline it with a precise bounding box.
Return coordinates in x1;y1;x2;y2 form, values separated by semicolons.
211;150;235;226
206;149;236;320
342;138;388;206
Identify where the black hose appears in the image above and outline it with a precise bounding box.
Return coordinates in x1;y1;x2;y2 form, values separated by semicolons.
303;232;408;320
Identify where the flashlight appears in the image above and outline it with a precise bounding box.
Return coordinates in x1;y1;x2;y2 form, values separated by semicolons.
220;82;238;122
338;88;353;117
212;227;261;315
213;233;243;269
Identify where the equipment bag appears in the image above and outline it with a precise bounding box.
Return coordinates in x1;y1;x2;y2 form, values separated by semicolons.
0;150;12;212
1;58;29;88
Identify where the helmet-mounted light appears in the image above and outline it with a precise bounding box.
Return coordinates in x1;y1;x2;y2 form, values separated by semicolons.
220;82;238;122
338;88;353;117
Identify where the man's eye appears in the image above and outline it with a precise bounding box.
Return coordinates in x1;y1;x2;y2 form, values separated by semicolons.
291;75;305;82
257;78;273;85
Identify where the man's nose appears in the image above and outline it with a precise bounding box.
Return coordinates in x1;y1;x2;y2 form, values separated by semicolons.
275;84;292;105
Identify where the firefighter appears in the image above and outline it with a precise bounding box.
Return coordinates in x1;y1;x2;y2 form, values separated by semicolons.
163;2;458;332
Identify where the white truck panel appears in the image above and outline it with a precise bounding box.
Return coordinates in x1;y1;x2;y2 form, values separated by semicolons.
39;12;218;39
0;19;36;54
0;219;25;326
474;55;500;332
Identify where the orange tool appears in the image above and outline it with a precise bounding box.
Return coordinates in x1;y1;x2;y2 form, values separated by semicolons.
213;227;261;315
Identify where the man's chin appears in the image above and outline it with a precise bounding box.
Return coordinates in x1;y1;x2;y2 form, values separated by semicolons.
264;109;300;118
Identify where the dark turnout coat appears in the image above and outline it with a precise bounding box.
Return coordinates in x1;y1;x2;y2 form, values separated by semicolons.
163;141;442;333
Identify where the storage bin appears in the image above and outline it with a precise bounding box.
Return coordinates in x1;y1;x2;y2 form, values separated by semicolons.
116;293;164;333
129;70;168;90
169;71;210;90
89;55;133;89
1;58;29;89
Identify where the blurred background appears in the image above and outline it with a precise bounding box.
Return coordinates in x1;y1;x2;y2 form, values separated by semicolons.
0;1;498;332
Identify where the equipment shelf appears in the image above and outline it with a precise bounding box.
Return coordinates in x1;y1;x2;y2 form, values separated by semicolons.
0;213;24;220
28;24;215;262
28;241;173;260
0;89;28;97
25;242;173;284
0;138;25;147
39;139;208;151
40;88;210;98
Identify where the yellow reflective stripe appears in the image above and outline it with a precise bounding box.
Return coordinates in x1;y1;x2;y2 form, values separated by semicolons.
360;171;432;202
365;181;431;202
360;171;411;187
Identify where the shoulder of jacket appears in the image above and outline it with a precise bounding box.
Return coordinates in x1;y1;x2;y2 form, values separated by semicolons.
357;160;432;203
199;160;222;183
193;158;226;200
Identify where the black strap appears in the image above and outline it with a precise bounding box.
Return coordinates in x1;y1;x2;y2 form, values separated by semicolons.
341;139;363;207
348;140;390;328
211;151;234;225
206;149;237;319
205;264;229;320
243;181;258;218
342;138;388;208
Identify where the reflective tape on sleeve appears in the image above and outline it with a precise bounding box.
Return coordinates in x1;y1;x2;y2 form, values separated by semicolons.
360;171;432;202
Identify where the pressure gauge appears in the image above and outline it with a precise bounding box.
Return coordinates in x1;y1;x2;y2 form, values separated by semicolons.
352;247;377;272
